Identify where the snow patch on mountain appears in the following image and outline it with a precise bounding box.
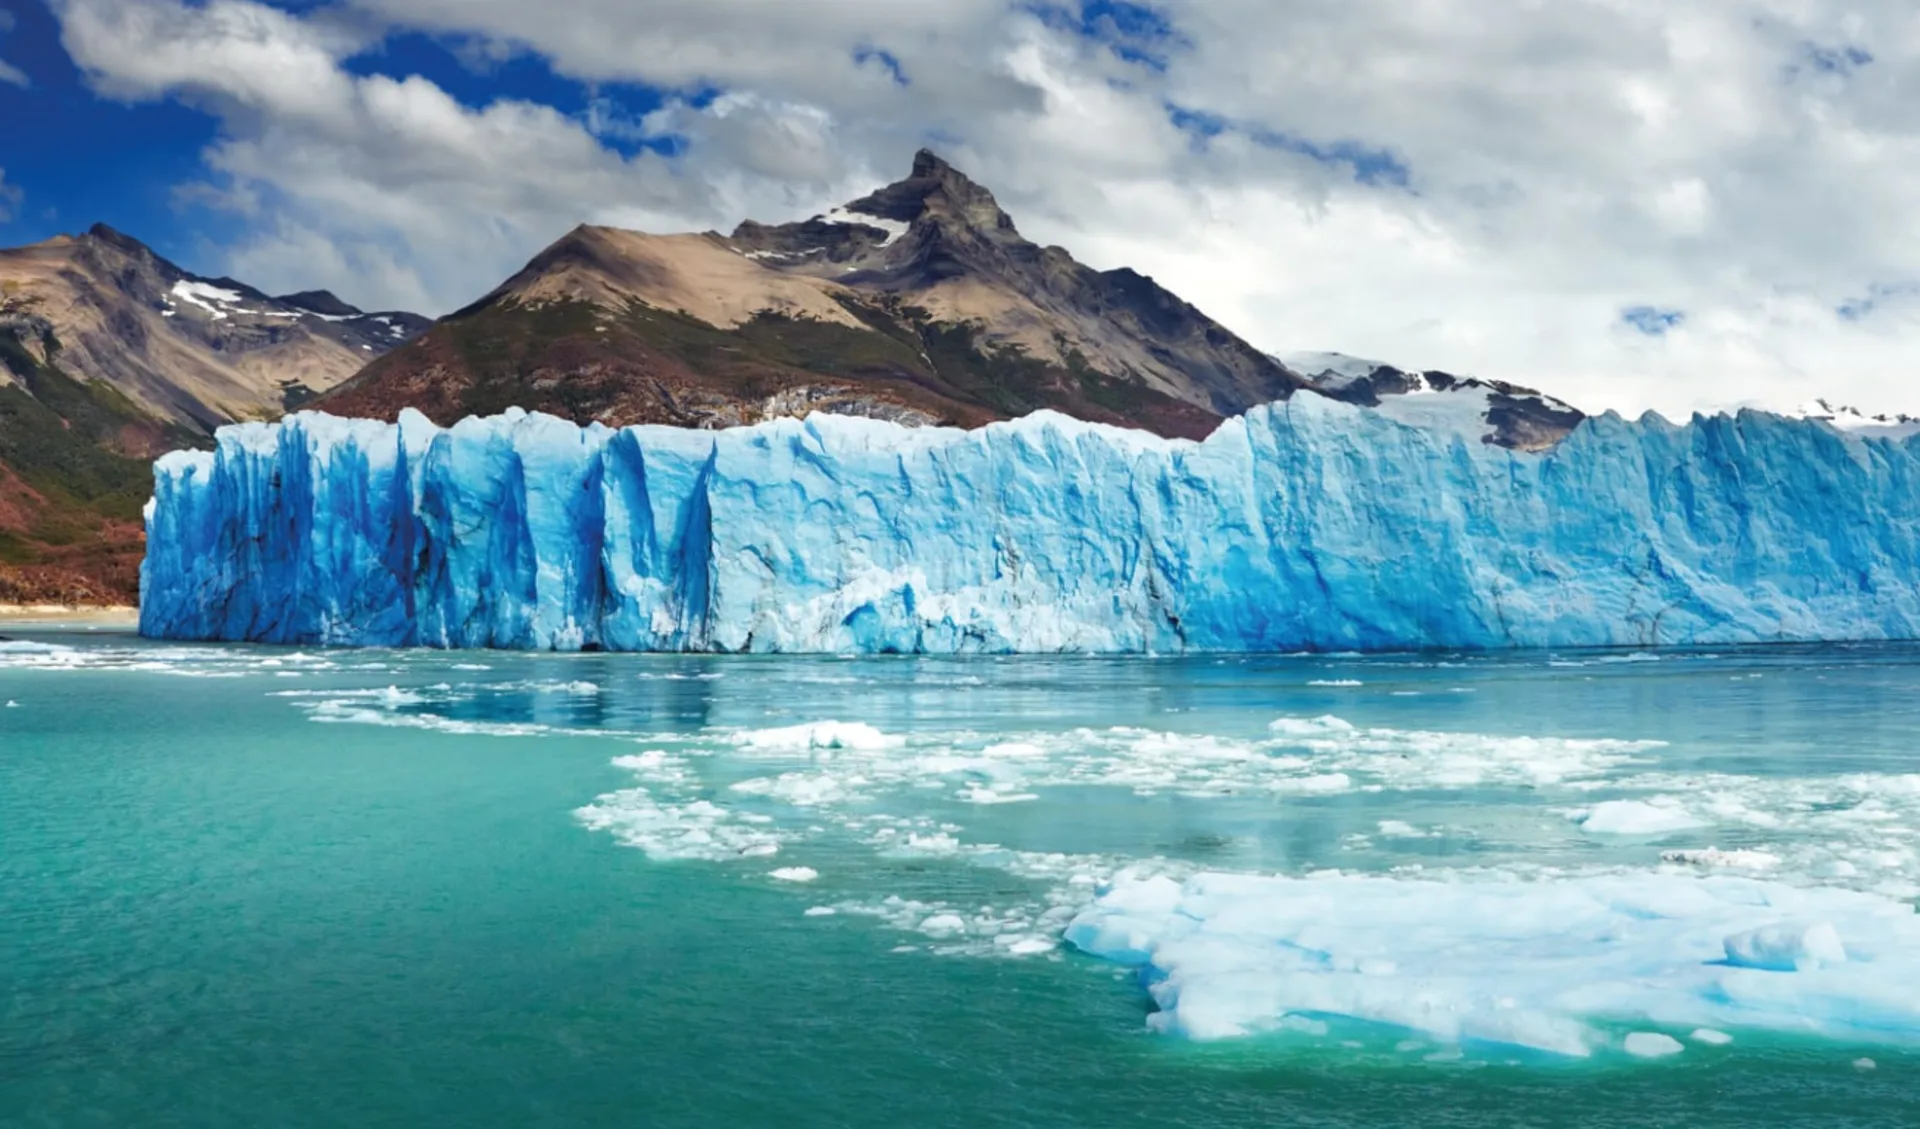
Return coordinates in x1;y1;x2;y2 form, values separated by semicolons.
1793;399;1920;440
819;205;910;248
168;280;247;320
1278;351;1390;388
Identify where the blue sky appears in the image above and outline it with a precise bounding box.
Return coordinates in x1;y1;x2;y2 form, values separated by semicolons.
4;0;1919;418
2;0;223;261
0;0;689;273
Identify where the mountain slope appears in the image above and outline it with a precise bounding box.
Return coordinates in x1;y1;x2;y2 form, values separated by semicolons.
729;150;1302;416
322;151;1297;439
1282;350;1587;452
0;226;428;602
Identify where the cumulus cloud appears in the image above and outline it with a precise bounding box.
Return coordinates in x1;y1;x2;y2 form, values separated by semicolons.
46;0;1920;416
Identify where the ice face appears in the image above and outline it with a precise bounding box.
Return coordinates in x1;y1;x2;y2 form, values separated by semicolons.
140;397;1920;652
1063;870;1920;1055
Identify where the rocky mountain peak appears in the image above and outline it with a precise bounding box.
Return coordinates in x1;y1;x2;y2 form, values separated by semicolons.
840;148;1018;238
85;221;143;248
910;147;952;180
712;150;1300;417
75;222;167;277
275;290;364;318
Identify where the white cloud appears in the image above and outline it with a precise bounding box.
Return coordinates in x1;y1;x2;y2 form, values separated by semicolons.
47;0;1920;417
0;4;26;87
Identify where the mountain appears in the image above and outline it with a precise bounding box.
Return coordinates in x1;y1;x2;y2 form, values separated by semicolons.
1280;351;1586;452
1790;398;1920;440
0;225;427;602
142;400;1920;651
320;150;1304;440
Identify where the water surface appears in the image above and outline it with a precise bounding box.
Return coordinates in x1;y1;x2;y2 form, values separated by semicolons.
4;632;1916;1127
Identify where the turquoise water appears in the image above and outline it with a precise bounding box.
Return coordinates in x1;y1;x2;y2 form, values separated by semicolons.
4;630;1918;1127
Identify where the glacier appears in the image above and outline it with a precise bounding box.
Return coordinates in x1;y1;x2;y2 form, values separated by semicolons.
139;395;1920;652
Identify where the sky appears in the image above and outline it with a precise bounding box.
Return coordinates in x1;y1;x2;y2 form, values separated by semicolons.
3;0;1918;419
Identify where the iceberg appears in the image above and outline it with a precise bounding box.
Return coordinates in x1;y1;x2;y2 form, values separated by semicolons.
140;394;1920;652
1062;870;1920;1053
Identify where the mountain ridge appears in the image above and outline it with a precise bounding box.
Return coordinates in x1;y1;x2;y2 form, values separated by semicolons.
319;150;1296;440
0;226;428;602
0;151;1608;604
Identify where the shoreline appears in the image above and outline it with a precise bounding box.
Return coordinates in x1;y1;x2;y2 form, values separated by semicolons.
0;605;139;626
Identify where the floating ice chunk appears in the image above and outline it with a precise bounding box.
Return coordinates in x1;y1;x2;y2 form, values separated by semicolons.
1662;847;1780;870
1855;1057;1877;1071
1580;798;1709;835
1003;937;1055;956
1276;773;1353;795
919;913;967;936
734;721;905;753
1269;715;1357;737
980;741;1047;760
1690;1028;1733;1045
1722;922;1848;971
732;773;856;806
573;792;783;861
804;906;837;916
957;785;1040;804
1624;1032;1684;1058
1061;874;1184;966
1308;680;1364;687
1065;870;1920;1054
769;867;819;882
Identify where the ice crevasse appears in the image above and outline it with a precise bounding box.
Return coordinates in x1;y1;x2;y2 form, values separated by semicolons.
139;395;1920;652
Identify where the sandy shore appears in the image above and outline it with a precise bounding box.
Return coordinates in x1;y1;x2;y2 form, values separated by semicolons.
0;605;139;626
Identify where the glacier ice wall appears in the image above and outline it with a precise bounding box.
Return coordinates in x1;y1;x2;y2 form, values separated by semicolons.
139;396;1920;652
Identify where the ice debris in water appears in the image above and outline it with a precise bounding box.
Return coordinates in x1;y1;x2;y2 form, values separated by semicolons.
1065;870;1920;1056
140;400;1920;652
1623;1033;1685;1058
1578;798;1709;835
733;721;903;753
768;867;819;883
1722;922;1848;972
1661;847;1780;871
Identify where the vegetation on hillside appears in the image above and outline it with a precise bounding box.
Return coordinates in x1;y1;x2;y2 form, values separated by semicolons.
325;293;1220;440
0;327;201;604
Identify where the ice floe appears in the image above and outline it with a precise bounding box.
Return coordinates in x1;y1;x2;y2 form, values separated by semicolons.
1065;870;1920;1054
